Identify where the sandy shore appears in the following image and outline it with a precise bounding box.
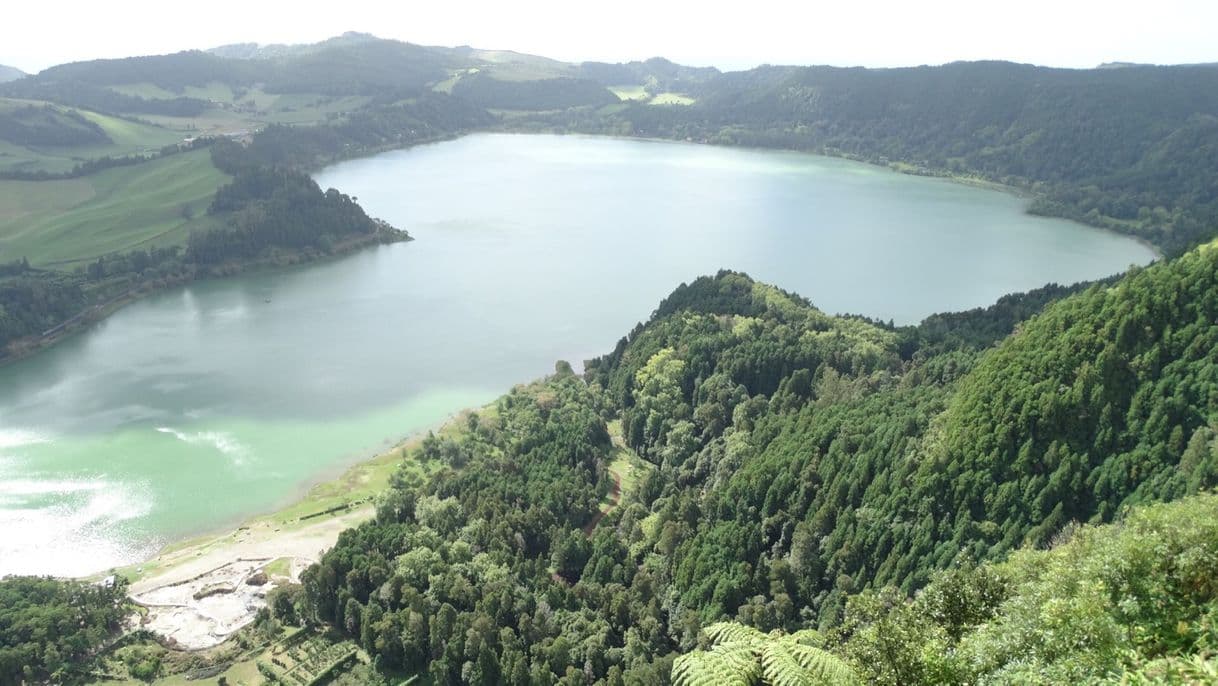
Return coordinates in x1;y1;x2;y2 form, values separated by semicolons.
118;405;479;648
125;507;374;649
130;506;372;595
124;504;368;649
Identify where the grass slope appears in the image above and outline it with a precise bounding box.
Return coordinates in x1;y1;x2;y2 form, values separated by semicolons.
0;97;183;173
0;148;228;266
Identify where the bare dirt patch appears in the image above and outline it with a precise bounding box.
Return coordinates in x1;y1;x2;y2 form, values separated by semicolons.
127;508;371;650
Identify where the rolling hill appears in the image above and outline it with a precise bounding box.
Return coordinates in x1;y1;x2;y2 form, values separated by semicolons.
0;64;24;83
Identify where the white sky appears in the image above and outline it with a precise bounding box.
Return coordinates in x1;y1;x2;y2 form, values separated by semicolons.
2;0;1215;73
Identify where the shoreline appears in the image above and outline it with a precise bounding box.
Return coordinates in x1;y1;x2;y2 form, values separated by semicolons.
487;127;1168;260
111;399;484;591
0;229;409;369
2;128;1162;372
105;401;490;651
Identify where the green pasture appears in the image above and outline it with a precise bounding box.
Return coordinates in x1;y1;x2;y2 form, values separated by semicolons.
0;149;228;266
0;98;183;173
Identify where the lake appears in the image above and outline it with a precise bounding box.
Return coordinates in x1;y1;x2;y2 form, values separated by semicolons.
0;133;1156;576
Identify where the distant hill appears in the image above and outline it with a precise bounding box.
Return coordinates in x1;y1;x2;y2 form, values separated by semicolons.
208;31;383;60
0;34;728;117
6;35;602;104
580;56;720;90
0;65;25;83
17;41;457;97
0;34;630;122
580;59;1218;254
6;35;1218;253
1099;61;1218;69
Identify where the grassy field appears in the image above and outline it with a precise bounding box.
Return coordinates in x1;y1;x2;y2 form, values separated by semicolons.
135;95;371;133
79;110;183;148
107;82;181;100
606;420;652;497
0;148;229;266
470;50;578;81
109;81;238;103
650;92;696;105
139;107;254;135
609;84;649;101
0;98;184;173
260;94;372;125
604;87;696;106
431;71;466;93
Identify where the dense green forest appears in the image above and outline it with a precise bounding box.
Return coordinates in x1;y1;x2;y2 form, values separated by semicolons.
253;241;1218;684
452;74;619;111
228;94;493;169
0;576;129;684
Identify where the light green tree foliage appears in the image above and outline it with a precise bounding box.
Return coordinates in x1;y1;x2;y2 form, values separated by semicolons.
630;346;691;463
1115;653;1218;685
673;622;859;686
839;493;1218;684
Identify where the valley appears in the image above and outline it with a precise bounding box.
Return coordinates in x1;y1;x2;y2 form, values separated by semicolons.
0;30;1215;686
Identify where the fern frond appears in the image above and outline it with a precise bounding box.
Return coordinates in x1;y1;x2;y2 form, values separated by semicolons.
673;643;760;686
785;629;824;646
705;621;767;647
760;642;814;686
674;622;857;686
780;641;859;686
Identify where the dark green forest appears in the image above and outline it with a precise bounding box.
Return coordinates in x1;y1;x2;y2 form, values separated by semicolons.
227;94;493;170
0;576;128;684
254;241;1218;684
452;74;619;111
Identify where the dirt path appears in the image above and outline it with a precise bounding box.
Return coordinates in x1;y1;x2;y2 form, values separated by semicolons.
583;468;622;537
548;467;626;587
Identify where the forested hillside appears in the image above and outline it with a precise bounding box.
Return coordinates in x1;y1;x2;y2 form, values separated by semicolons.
0;103;110;146
269;241;1218;684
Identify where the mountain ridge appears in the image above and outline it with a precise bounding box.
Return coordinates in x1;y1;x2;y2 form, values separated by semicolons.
0;64;24;83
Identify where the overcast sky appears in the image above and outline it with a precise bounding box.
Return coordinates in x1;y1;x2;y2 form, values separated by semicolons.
2;0;1215;73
